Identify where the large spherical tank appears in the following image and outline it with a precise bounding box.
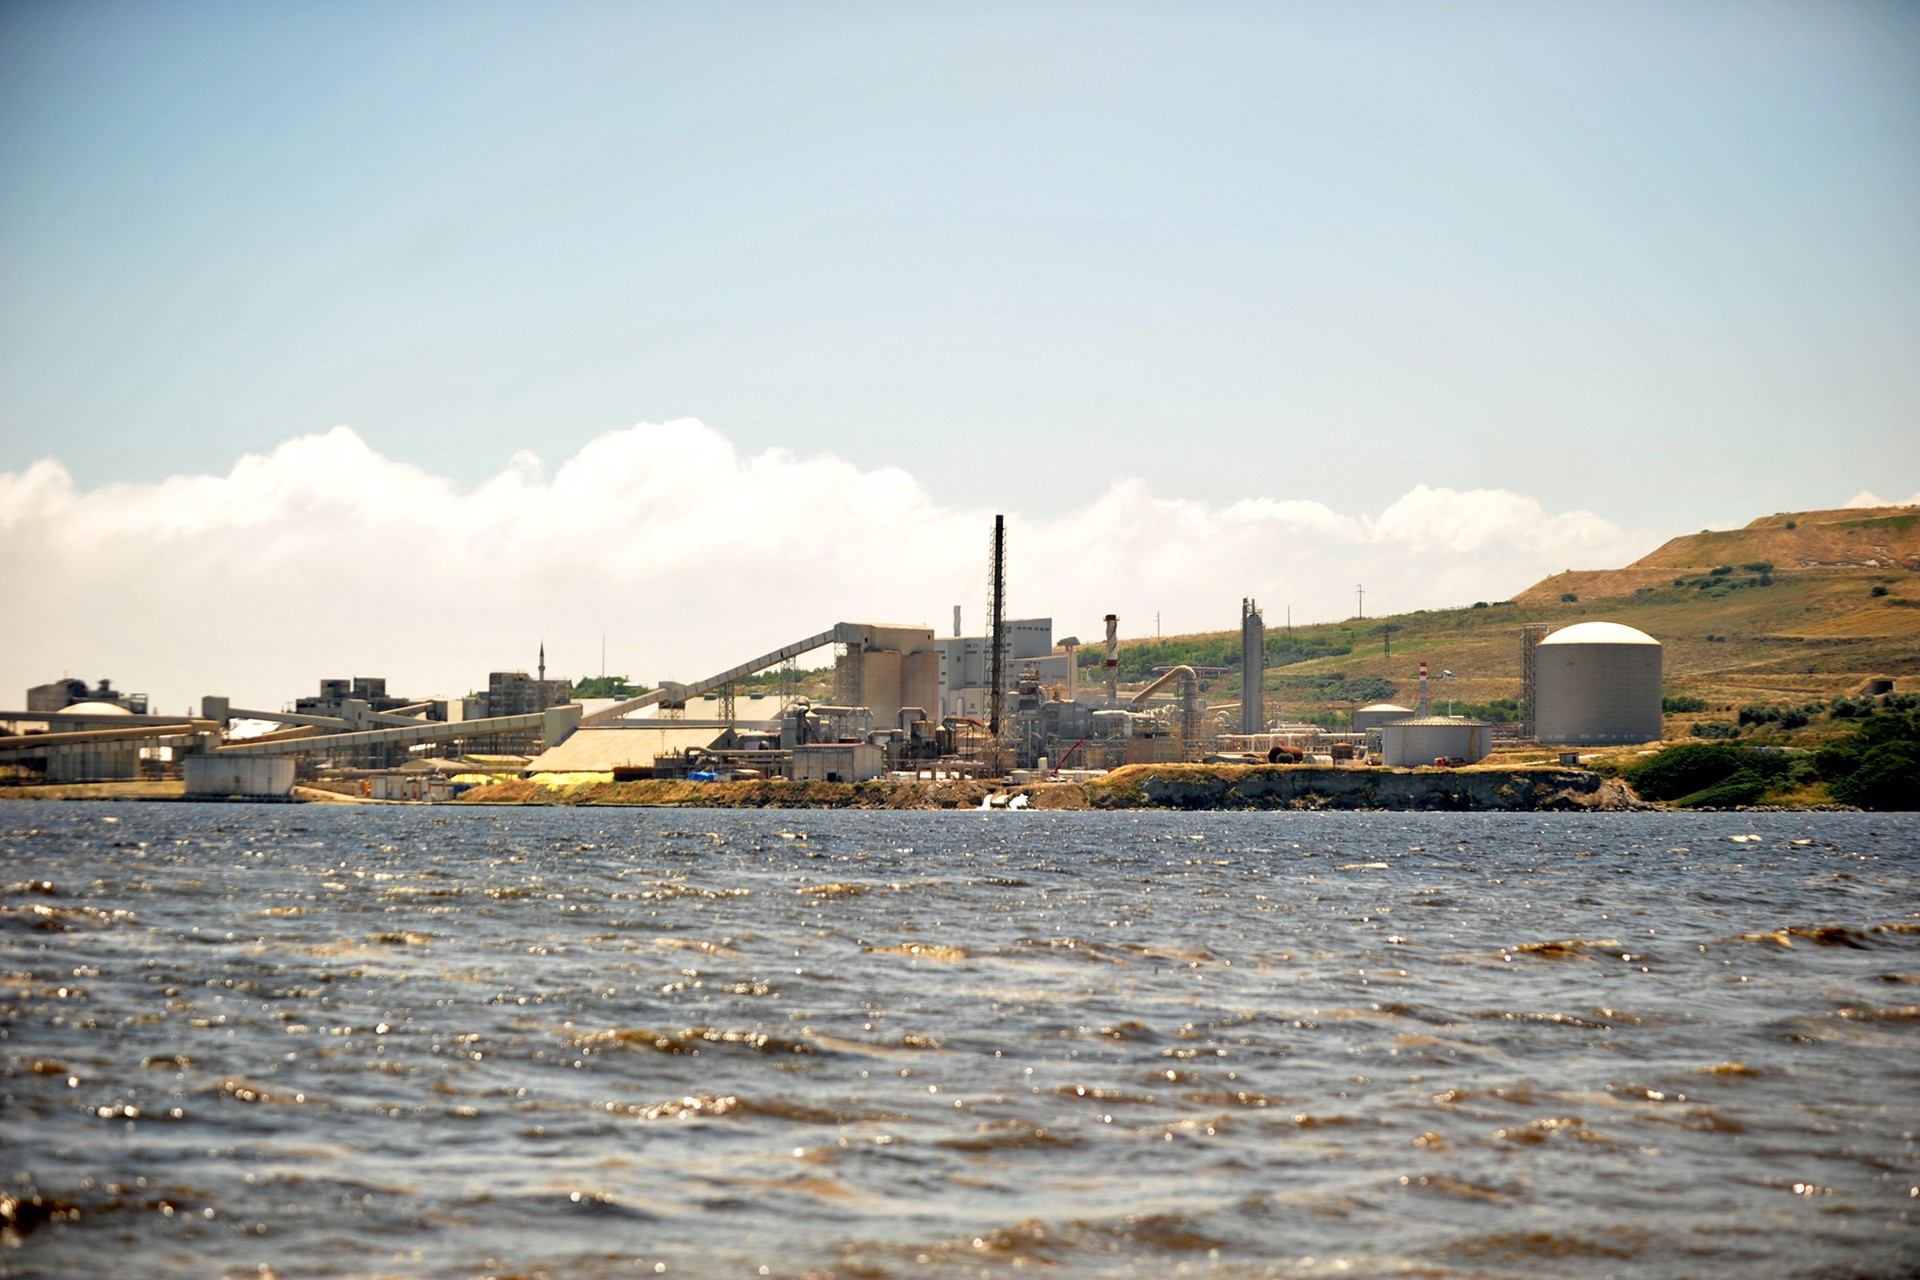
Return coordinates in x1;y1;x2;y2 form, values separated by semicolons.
1534;621;1663;745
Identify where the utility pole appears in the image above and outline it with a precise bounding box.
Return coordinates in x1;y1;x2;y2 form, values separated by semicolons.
1356;585;1365;620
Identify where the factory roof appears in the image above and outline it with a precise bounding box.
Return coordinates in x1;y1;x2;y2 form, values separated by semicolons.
1541;621;1660;646
1381;716;1494;728
524;725;727;774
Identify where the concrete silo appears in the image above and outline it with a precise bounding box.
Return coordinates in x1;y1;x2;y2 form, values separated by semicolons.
1533;621;1663;745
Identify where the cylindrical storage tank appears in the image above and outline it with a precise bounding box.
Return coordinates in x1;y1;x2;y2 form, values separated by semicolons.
1381;718;1492;768
1534;622;1663;745
1352;703;1415;733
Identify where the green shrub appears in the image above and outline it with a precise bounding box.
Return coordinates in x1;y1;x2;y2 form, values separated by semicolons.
1871;585;1890;598
1663;694;1708;714
1625;743;1745;800
1691;722;1739;739
571;675;649;698
1626;742;1793;801
1560;592;1578;603
1829;742;1920;810
1676;768;1766;809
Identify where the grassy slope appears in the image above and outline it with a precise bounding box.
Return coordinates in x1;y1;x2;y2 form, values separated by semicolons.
1131;507;1919;726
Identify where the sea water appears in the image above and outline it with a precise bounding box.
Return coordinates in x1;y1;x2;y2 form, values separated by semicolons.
2;803;1916;1278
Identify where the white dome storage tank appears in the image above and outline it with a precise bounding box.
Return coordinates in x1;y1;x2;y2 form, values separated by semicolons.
1351;703;1415;732
1534;621;1663;745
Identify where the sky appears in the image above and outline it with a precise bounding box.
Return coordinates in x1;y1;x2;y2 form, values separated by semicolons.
2;1;1918;714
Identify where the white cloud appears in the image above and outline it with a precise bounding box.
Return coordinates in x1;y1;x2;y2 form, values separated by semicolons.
1844;489;1920;509
1;420;1656;713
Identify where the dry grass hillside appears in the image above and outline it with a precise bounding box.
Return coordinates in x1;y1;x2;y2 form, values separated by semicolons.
1134;506;1919;728
1519;507;1920;604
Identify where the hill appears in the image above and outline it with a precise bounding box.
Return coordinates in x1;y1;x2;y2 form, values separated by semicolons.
1100;505;1919;732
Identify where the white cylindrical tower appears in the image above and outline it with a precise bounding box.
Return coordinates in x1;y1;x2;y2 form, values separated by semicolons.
1534;621;1663;745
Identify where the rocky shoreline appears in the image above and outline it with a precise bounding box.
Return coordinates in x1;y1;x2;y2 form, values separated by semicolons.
1083;763;1638;811
444;763;1641;812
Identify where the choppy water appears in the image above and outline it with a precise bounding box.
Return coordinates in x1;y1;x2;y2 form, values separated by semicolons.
2;803;1917;1279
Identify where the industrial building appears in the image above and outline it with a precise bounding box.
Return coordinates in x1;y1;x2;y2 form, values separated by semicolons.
296;676;414;720
1533;621;1663;745
474;669;573;718
28;677;147;716
833;624;943;729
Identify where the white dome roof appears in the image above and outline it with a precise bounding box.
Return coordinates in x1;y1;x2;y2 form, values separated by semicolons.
1358;702;1414;713
1540;621;1660;647
63;700;132;715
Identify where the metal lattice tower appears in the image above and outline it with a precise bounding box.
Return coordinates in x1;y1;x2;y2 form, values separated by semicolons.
988;514;1007;739
1520;624;1553;741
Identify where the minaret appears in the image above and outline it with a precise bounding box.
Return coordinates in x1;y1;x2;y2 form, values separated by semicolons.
539;642;546;687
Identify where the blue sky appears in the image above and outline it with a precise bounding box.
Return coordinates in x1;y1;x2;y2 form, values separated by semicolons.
2;2;1918;707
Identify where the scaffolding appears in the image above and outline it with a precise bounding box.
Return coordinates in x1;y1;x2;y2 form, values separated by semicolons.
1520;624;1553;741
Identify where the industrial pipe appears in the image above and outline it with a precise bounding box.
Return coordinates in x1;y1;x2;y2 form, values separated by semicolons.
1126;665;1202;746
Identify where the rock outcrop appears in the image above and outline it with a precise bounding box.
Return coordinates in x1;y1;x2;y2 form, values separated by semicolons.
1085;763;1637;811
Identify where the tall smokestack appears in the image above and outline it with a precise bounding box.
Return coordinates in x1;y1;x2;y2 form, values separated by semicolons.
988;516;1007;738
953;605;962;638
1419;660;1430;716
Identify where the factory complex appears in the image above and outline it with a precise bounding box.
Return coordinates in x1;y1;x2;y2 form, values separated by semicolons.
2;521;1671;800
